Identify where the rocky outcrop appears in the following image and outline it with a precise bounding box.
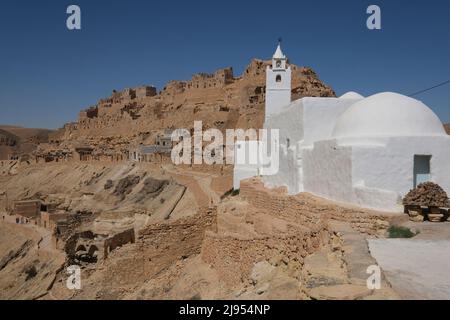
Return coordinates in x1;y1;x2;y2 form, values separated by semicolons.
444;124;450;135
40;59;335;161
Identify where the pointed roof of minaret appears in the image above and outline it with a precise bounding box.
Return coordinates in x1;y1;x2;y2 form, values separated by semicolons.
273;40;286;59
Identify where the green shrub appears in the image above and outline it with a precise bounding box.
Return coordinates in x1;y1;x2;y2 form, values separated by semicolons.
387;226;417;238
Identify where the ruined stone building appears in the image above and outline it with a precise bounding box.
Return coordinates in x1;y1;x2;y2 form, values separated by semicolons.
36;53;334;166
66;229;135;264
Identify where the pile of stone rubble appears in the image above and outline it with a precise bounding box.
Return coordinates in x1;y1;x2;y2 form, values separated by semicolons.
403;182;449;208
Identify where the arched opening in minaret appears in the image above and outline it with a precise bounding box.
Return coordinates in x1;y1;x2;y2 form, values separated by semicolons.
276;75;282;82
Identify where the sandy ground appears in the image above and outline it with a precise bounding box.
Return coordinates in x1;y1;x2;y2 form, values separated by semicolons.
369;238;450;300
2;213;55;253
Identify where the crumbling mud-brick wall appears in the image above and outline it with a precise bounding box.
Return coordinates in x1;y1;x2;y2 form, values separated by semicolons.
104;228;135;255
240;178;395;237
135;86;157;99
202;228;330;287
64;231;101;263
12;200;41;219
39;212;69;231
328;209;393;236
201;178;332;287
187;68;234;90
136;207;217;278
65;228;135;265
239;179;325;228
96;208;217;288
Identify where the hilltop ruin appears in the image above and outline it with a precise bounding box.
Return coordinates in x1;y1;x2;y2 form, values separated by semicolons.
29;59;334;165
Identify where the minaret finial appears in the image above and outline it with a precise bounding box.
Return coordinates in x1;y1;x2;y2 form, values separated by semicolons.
278;37;282;45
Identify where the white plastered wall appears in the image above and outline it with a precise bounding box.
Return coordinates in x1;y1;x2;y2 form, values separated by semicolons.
303;140;354;203
263;97;360;194
348;136;450;211
302;135;450;212
263;99;304;193
233;140;260;190
265;65;292;122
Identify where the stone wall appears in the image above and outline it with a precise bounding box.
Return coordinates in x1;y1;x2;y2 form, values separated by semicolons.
201;178;332;287
12;200;41;218
328;209;394;236
135;86;157;99
200;177;399;288
39;212;69;231
187;68;234;90
241;178;396;236
84;208;217;288
105;228;135;255
202;227;330;287
137;207;217;278
65;228;135;264
239;179;326;228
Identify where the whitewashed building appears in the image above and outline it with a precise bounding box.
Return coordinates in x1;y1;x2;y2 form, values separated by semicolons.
233;44;450;212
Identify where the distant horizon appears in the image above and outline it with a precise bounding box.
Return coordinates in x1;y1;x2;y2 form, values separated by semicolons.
1;0;449;129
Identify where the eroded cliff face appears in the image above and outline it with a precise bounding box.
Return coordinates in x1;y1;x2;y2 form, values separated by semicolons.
47;59;335;155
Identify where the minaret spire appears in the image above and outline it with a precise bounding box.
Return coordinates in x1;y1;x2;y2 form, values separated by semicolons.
265;40;292;122
273;38;286;60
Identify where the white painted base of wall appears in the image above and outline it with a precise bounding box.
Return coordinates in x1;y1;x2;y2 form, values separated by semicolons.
233;166;258;190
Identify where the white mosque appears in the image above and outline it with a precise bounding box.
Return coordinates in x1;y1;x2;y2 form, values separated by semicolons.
233;43;450;212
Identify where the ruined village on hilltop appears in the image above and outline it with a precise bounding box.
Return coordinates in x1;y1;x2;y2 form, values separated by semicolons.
1;43;450;301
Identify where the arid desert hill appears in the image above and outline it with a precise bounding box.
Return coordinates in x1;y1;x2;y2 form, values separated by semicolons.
36;59;335;160
444;124;450;135
0;126;53;160
1;58;449;301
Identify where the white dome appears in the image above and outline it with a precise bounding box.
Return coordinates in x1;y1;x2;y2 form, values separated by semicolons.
332;92;446;138
339;91;364;99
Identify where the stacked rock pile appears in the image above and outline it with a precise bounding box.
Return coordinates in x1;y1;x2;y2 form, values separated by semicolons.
403;182;449;222
403;182;449;207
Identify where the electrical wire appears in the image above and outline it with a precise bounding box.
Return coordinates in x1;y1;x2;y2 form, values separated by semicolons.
408;80;450;97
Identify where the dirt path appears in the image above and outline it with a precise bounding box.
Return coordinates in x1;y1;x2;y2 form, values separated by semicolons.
165;167;220;208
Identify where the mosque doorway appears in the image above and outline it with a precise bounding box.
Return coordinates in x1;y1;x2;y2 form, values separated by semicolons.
414;155;431;188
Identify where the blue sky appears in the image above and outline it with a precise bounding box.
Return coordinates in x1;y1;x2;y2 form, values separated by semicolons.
0;0;449;129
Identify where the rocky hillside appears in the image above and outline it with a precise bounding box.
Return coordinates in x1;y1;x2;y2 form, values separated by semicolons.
48;59;335;154
0;126;53;160
444;124;450;135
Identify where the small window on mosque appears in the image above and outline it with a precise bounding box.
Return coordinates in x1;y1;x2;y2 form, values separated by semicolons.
276;75;282;82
